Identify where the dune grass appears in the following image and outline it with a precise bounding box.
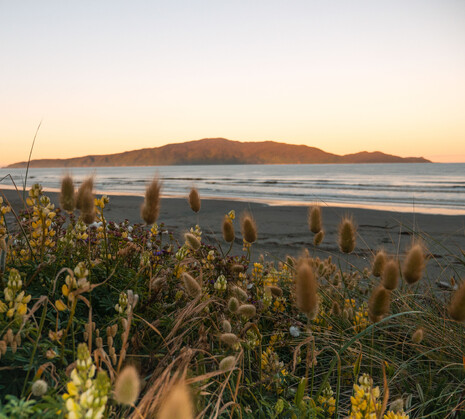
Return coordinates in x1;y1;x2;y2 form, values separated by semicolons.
0;179;464;418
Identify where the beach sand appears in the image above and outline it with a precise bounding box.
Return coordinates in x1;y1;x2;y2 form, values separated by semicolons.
2;188;465;288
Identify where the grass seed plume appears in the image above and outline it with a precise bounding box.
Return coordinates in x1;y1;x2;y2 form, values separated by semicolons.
338;216;356;254
308;205;322;234
295;260;319;319
188;187;201;213
402;243;426;285
59;175;75;212
114;365;141;406
141;176;161;224
241;212;257;244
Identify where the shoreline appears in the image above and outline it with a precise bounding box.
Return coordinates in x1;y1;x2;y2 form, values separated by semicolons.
0;183;463;216
2;188;464;289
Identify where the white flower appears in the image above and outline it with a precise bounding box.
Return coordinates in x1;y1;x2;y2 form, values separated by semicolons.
289;326;300;337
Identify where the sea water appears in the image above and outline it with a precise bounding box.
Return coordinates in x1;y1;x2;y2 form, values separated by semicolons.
1;163;464;215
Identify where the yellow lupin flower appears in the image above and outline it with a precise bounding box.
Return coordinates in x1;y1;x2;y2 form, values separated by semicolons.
56;300;67;311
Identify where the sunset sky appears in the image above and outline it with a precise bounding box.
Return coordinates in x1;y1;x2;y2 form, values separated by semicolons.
1;0;464;166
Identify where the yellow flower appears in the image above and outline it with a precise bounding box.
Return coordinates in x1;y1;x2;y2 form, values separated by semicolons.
56;300;67;311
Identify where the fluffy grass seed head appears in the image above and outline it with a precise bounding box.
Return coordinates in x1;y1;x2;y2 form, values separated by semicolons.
184;232;201;251
313;230;325;246
114;365;140;406
182;272;201;297
60;175;75;212
338;216;356;254
372;250;387;278
76;177;93;211
188;187;201;213
221;319;232;333
220;333;239;347
295;261;319;319
219;356;237;371
31;379;48;397
267;285;283;297
368;285;391;322
382;259;399;290
141;176;161;225
402;243;425;285
76;177;95;224
308;205;322;234
411;328;424;344
222;215;235;243
228;297;239;313
449;279;465;322
158;380;194;419
237;304;256;319
241;212;257;244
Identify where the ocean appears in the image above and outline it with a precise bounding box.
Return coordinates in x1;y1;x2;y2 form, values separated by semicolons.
1;163;464;215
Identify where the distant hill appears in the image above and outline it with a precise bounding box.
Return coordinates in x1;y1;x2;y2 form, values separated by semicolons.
6;138;430;168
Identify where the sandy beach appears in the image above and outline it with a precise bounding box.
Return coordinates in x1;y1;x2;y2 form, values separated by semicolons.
2;188;464;287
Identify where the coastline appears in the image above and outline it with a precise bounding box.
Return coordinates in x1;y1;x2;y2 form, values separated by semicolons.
2;188;464;288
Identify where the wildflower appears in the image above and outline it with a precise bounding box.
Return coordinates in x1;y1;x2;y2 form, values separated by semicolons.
241;212;257;244
402;243;425;285
188;187;201;213
348;374;381;418
3;268;31;318
115;292;129;314
318;383;336;417
214;274;227;291
338;216;356;254
114;365;140;406
141;176;161;224
63;343;111;419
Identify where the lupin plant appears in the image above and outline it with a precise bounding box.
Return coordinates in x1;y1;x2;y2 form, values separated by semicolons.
63;343;111;419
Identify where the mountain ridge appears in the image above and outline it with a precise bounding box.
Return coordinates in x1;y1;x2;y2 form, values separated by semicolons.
6;138;431;168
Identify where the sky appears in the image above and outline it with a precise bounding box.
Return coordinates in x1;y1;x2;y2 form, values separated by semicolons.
1;0;465;166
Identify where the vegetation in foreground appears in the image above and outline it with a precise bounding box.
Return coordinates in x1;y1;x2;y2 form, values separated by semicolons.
0;177;464;418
